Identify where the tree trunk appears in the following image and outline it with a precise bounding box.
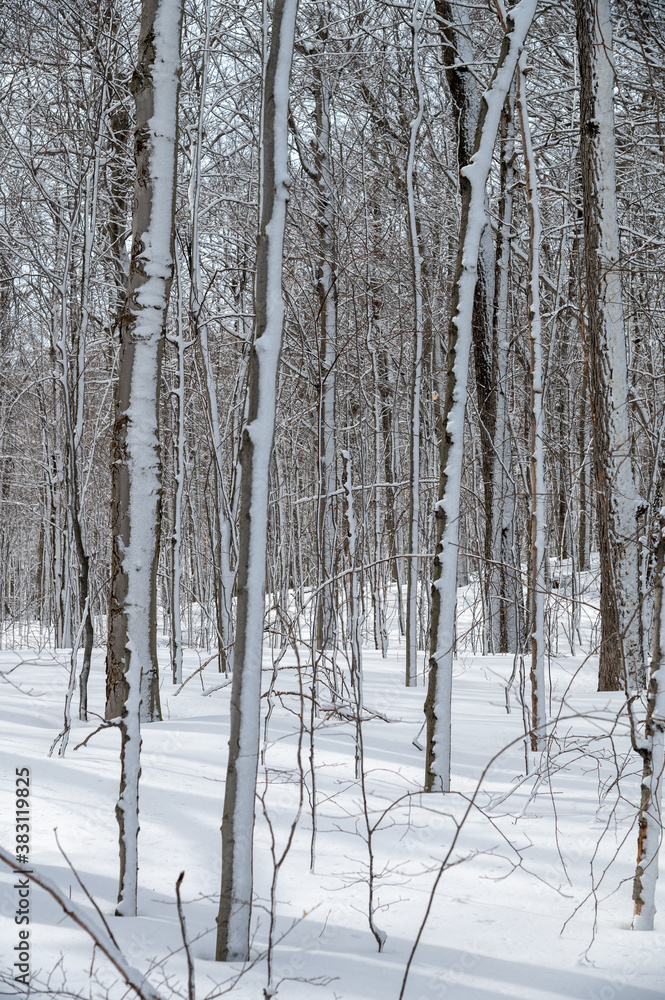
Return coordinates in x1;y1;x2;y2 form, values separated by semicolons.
405;0;426;686
106;0;183;915
170;253;187;685
312;12;338;663
517;58;546;749
342;449;363;779
575;0;641;693
215;0;299;962
425;0;537;792
632;481;665;930
435;0;498;654
189;0;236;675
491;86;524;654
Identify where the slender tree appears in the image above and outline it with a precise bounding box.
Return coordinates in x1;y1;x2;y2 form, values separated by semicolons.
310;8;339;669
632;478;665;930
188;0;237;675
434;0;499;654
517;58;546;748
405;0;426;687
575;0;641;692
491;85;524;655
425;0;537;792
215;0;299;962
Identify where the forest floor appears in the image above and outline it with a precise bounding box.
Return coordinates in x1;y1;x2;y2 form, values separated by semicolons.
1;582;665;999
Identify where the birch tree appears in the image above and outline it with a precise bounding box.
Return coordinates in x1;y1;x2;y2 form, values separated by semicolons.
632;484;665;930
106;0;184;915
215;0;299;962
425;0;537;792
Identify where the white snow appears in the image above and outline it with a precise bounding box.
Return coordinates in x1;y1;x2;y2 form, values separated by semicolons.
1;576;664;998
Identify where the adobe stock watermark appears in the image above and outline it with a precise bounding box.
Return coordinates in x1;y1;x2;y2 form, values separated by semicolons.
13;766;32;986
585;932;665;1000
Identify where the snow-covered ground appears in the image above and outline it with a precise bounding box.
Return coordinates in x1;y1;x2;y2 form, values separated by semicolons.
1;583;664;999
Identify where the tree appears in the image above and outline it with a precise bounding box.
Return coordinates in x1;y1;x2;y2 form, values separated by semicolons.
215;0;299;962
434;0;498;655
491;85;524;656
405;0;426;687
186;0;237;676
574;0;641;693
632;479;665;930
516;56;546;748
106;0;184;915
425;0;537;792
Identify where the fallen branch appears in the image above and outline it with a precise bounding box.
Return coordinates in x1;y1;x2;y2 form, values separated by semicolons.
0;845;167;1000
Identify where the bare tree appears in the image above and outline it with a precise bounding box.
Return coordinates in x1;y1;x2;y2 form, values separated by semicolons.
425;0;537;792
310;9;339;667
106;0;184;915
575;0;641;693
215;0;299;962
516;58;546;748
405;0;426;688
632;479;665;929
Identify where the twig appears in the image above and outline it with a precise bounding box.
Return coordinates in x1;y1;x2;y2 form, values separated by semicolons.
175;872;195;1000
73;720;118;751
54;829;120;951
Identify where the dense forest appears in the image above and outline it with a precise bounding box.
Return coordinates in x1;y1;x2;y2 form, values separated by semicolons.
1;0;665;997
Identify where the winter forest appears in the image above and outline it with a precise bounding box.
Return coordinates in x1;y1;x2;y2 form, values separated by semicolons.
2;0;665;996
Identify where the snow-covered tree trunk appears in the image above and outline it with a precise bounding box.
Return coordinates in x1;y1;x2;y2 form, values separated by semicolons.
633;491;665;930
436;0;527;656
405;0;426;687
517;58;546;748
424;0;537;793
575;0;641;693
170;254;187;686
106;0;184;915
434;0;499;655
215;0;299;962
